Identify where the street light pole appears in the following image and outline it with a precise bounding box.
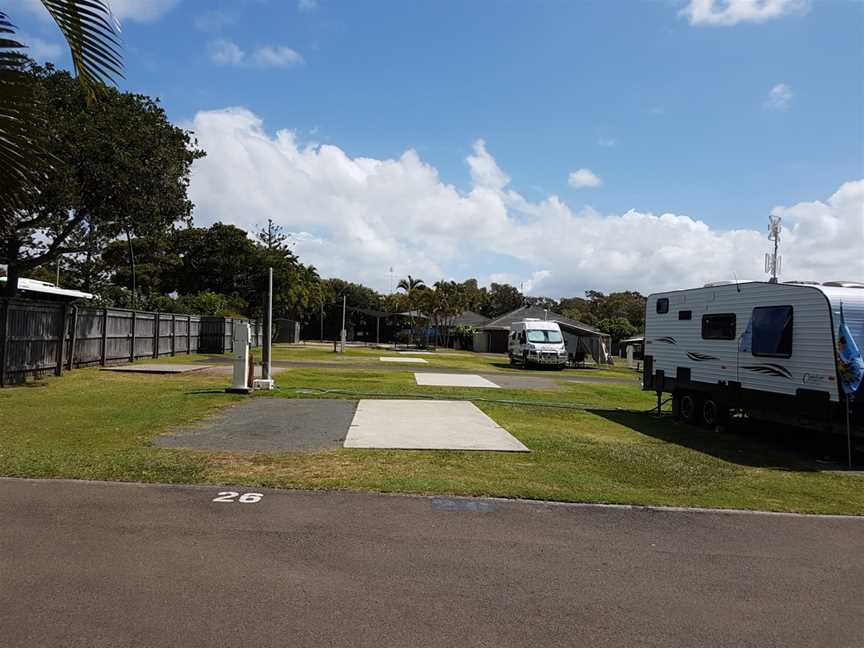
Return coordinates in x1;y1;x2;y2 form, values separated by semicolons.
340;295;347;353
262;266;273;381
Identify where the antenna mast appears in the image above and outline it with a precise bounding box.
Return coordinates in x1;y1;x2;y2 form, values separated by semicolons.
764;215;782;284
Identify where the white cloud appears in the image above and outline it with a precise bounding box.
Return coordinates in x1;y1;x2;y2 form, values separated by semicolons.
9;0;178;23
14;32;63;60
681;0;807;26
104;0;179;22
597;137;617;148
298;0;319;11
208;39;245;65
185;107;864;296
208;40;304;67
194;9;235;32
250;46;304;67
764;83;793;110
568;169;602;188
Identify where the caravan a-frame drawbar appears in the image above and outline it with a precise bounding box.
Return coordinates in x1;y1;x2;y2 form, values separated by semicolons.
643;281;864;434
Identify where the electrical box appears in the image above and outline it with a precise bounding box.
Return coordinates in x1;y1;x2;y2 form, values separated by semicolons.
226;321;251;394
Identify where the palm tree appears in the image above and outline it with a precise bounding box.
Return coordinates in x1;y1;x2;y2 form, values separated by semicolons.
397;275;426;299
1;1;122;211
397;275;426;346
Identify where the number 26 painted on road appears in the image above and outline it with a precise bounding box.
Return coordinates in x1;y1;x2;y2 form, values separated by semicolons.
212;492;263;503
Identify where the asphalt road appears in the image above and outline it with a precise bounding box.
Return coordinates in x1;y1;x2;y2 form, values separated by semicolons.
1;478;862;648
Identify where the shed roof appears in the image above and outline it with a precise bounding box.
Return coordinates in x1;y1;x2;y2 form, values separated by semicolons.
481;305;605;336
450;310;491;327
0;277;93;300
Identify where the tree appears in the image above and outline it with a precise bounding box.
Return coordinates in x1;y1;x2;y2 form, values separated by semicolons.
421;281;467;346
171;224;259;303
524;295;559;311
257;218;291;253
596;317;638;343
457;278;489;314
2;1;123;212
559;296;593;324
397;275;427;343
486;282;523;318
1;64;204;297
397;275;426;301
319;278;383;340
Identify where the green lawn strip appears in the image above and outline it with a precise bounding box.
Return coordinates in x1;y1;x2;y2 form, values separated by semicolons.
268;343;640;378
0;365;861;514
0;369;235;483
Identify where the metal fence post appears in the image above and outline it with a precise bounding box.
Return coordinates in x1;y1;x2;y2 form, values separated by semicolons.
153;312;159;358
171;314;176;356
129;311;136;363
100;307;108;366
67;305;78;371
187;315;191;354
55;303;68;377
0;300;8;388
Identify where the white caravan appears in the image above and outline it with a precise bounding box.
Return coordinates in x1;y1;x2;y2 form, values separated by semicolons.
508;318;568;369
643;281;864;434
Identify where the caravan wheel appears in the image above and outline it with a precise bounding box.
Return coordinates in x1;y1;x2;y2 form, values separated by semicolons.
679;393;699;424
702;399;727;429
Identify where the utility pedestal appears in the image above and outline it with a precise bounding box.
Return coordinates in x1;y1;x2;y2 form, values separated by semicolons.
226;321;251;394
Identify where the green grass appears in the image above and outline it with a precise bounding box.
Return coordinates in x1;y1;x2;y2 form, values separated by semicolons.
0;360;861;515
269;342;639;378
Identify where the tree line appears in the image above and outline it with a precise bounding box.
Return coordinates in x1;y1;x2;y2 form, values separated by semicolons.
1;63;646;341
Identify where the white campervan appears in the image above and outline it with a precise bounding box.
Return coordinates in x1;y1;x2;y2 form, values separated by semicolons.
508;318;568;369
643;280;864;435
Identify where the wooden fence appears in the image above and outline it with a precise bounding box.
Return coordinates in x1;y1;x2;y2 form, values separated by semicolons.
0;297;261;386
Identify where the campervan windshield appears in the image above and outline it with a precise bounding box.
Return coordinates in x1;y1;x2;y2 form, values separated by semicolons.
527;329;563;343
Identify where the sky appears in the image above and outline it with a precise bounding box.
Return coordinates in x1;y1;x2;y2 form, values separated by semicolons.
8;0;864;296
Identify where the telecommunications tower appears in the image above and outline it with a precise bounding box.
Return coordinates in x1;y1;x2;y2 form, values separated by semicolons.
764;214;782;283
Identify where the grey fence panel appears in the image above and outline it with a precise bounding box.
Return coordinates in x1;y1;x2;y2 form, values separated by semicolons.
105;310;132;362
134;312;156;359
72;307;106;366
1;299;260;385
189;317;200;353
0;299;65;385
158;316;172;355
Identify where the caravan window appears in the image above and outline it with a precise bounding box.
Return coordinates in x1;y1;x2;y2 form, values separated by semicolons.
656;298;669;314
701;314;736;340
751;306;793;357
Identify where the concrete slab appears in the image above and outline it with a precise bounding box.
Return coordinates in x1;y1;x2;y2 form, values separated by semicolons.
344;400;528;452
398;351;434;355
379;357;429;364
154;398;356;452
414;373;500;389
477;373;562;391
102;364;212;374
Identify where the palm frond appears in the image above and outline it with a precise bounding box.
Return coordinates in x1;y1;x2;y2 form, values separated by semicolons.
0;11;38;210
41;0;124;102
